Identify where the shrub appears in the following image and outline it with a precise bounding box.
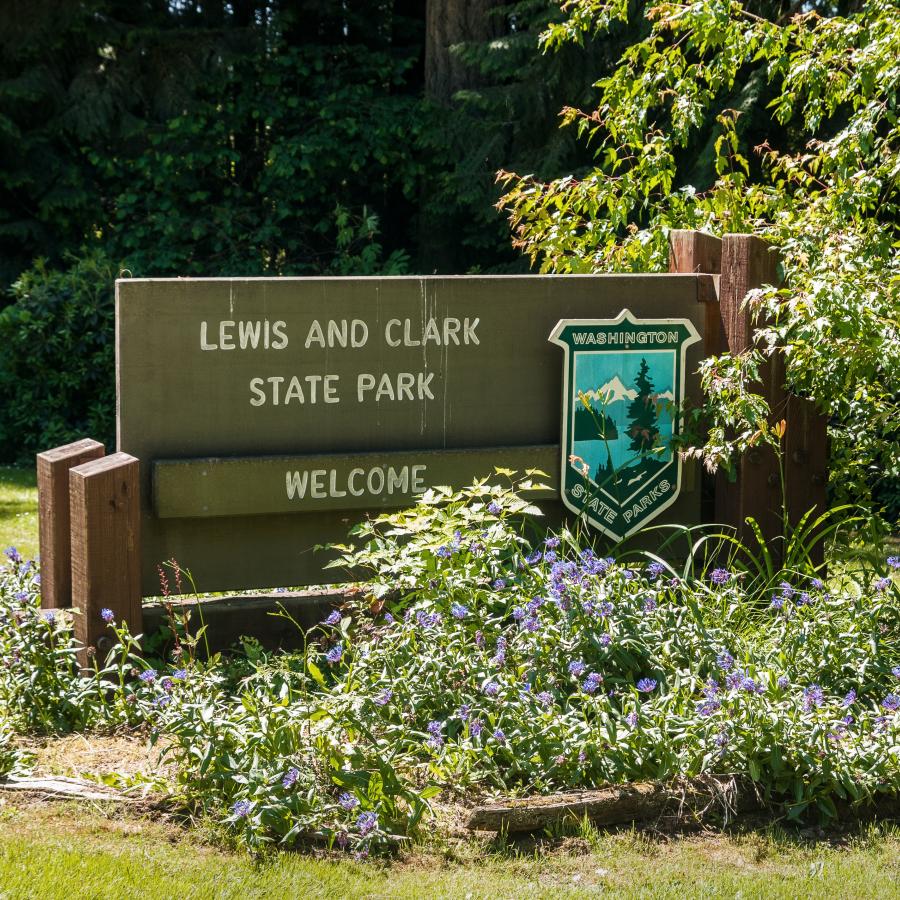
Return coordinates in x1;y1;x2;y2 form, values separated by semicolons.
2;484;899;854
0;252;117;462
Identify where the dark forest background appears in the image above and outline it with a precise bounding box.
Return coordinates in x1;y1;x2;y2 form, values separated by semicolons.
0;1;624;458
0;0;621;285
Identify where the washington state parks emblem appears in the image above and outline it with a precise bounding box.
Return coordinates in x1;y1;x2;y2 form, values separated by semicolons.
550;310;700;540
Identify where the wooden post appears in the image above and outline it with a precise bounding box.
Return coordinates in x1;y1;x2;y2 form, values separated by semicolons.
36;439;105;609
69;453;142;658
717;234;827;563
669;230;723;526
668;229;725;356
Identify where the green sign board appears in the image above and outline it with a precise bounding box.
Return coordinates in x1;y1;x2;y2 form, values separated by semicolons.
116;276;708;594
550;311;701;540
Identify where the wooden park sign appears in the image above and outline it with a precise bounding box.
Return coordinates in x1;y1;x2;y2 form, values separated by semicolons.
117;272;709;594
36;232;828;648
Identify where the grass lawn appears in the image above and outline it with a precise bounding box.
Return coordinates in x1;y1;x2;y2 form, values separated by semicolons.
0;799;898;900
0;465;38;560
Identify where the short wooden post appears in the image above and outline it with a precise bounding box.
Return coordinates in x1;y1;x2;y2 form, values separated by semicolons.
69;453;142;658
36;439;105;609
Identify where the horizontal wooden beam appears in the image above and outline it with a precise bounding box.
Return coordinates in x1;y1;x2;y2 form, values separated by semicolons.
152;444;559;519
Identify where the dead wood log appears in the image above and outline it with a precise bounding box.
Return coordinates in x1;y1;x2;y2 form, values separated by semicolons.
466;775;761;833
0;775;129;803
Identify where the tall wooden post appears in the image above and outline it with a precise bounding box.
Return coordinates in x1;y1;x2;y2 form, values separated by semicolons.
69;453;142;659
36;439;105;609
669;230;827;564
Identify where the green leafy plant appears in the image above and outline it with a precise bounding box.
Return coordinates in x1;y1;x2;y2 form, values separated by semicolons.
498;0;900;518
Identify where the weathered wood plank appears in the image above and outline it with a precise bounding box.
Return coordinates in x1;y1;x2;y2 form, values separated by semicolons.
467;775;760;832
36;439;105;609
0;775;127;803
70;453;141;658
142;589;347;653
152;444;557;519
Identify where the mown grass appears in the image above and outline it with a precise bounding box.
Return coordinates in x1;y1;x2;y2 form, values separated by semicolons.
0;801;898;900
0;465;38;560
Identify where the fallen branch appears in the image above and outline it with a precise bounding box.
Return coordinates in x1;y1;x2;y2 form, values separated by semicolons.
0;775;129;803
467;775;761;833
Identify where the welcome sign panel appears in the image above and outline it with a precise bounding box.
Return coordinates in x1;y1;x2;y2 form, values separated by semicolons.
116;275;708;593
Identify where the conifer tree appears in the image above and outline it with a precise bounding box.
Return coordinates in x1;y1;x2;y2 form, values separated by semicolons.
626;359;658;455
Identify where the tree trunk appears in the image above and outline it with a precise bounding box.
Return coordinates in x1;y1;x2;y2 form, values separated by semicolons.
424;0;502;104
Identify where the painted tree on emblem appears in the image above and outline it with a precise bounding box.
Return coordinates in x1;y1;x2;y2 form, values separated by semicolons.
626;358;659;455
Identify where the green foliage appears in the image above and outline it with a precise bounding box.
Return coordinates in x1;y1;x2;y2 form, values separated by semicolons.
498;0;900;517
4;483;899;852
0;251;117;462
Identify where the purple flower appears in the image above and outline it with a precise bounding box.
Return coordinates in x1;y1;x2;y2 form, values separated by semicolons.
717;651;735;671
492;578;507;591
231;799;253;818
842;689;857;706
493;728;506;744
487;501;502;516
887;556;900;570
647;561;665;579
458;703;471;721
483;681;500;697
582;672;603;694
436;545;453;558
374;689;392;707
325;610;341;625
802;684;825;711
714;730;729;749
537;691;553;708
599;633;612;647
643;597;657;614
3;547;21;564
543;550;557;564
545;536;561;549
697;699;720;717
172;668;188;681
325;645;343;664
709;568;730;585
740;676;761;694
416;610;441;628
450;602;469;620
512;605;526;621
874;577;890;592
525;550;542;565
882;693;900;712
100;608;115;623
139;669;157;684
522;616;540;633
777;675;790;689
636;678;657;693
892;666;900;679
356;811;378;836
339;792;360;811
469;719;483;737
779;581;794;598
474;630;485;648
599;601;613;617
811;578;825;589
426;720;444;748
42;610;55;625
568;660;586;677
626;712;638;728
703;679;720;698
14;590;27;602
282;767;300;789
770;596;784;611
